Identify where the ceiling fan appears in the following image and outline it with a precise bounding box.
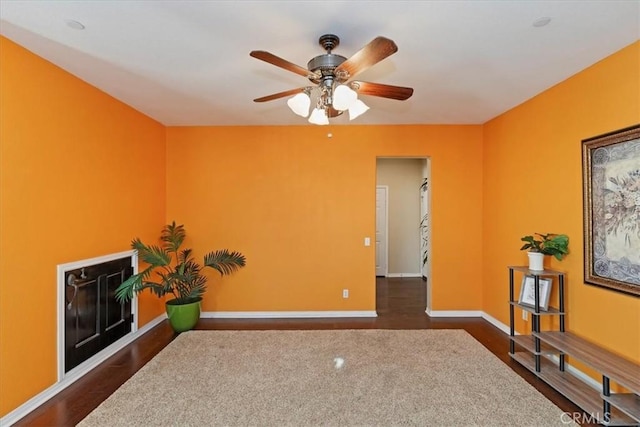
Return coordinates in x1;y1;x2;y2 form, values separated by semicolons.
250;34;414;125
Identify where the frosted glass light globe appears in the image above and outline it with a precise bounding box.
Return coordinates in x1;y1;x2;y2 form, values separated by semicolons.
308;107;329;125
287;92;311;117
332;85;357;111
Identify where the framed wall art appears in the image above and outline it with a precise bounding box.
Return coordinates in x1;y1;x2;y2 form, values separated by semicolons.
518;276;553;311
582;124;640;297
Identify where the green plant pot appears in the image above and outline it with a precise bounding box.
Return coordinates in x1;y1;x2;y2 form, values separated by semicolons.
165;297;202;332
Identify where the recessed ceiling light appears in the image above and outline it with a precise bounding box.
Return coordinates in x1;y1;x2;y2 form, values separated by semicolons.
65;19;85;30
533;17;552;28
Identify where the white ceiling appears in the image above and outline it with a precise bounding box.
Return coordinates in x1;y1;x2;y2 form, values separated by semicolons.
1;1;638;126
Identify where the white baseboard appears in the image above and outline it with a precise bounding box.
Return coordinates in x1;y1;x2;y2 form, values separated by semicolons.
481;312;511;335
0;314;166;427
386;273;423;278
426;309;483;317
201;311;378;319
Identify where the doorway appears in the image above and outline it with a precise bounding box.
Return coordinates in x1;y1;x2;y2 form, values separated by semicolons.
375;157;430;313
376;277;427;315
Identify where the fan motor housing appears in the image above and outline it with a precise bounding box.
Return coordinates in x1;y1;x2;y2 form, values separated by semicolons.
307;54;347;81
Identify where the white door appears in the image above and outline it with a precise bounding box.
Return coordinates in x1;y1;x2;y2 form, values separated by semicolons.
375;186;388;277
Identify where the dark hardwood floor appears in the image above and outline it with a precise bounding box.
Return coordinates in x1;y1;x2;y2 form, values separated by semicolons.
14;277;596;426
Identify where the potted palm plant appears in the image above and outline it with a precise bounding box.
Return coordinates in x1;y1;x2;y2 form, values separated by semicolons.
520;233;569;271
115;221;246;332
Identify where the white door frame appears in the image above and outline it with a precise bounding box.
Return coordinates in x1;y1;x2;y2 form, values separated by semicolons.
375;185;389;277
420;162;429;279
421;159;431;313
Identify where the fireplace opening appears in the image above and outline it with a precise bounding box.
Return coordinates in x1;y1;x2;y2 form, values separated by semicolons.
59;253;135;375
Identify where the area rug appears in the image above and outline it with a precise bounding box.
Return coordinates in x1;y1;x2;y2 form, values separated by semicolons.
78;329;573;426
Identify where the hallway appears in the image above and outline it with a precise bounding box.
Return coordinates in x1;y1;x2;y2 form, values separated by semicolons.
376;276;426;315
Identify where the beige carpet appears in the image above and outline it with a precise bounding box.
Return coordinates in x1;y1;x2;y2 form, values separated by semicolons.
78;329;574;426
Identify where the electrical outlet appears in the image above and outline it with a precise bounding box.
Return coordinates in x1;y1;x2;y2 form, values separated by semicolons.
342;289;349;299
522;310;528;321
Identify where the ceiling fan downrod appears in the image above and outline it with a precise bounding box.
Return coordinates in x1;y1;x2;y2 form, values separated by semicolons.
307;34;347;83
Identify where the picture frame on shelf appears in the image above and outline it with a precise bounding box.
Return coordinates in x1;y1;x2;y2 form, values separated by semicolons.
518;275;552;310
582;124;640;297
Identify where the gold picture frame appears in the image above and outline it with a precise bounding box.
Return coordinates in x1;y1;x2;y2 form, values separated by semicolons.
582;124;640;297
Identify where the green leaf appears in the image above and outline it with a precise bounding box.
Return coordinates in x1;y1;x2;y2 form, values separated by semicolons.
178;248;193;264
120;222;246;304
161;221;185;253
520;235;542;251
132;239;171;267
204;250;247;276
115;265;166;303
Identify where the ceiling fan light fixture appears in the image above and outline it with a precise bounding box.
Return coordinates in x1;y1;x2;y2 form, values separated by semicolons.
308;107;329;125
332;84;357;111
287;92;311;117
251;34;412;125
348;99;370;121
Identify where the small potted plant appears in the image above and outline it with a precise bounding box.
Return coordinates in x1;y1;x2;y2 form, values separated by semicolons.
115;221;246;332
520;233;569;271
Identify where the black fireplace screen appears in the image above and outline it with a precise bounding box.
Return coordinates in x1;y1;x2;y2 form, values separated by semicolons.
64;256;133;372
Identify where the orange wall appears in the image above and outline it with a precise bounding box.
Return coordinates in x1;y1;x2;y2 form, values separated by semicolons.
482;41;640;362
0;37;167;416
166;125;484;313
4;30;637;419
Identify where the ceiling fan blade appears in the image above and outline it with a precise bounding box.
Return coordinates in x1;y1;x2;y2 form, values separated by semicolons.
250;51;313;79
350;81;414;100
253;88;306;103
335;37;398;80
